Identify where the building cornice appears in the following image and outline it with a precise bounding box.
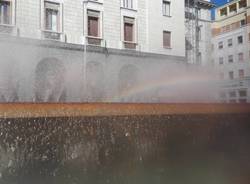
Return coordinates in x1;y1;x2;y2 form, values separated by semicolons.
0;35;186;62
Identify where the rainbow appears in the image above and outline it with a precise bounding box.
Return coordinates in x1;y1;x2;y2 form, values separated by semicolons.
111;75;217;101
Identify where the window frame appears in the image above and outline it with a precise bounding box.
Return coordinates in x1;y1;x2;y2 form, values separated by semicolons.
228;55;234;63
87;10;100;38
238;90;247;97
239;69;245;79
42;0;63;33
227;38;233;47
163;30;171;48
0;0;15;26
218;41;223;49
237;35;243;44
219;57;224;65
162;0;171;17
239;0;247;9
123;16;137;49
238;52;244;62
121;0;136;10
229;71;234;80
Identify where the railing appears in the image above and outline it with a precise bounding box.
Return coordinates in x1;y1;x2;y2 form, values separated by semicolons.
86;36;103;46
42;30;62;41
123;41;137;50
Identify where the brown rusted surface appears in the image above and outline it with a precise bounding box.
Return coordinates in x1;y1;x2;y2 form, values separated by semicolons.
0;103;250;118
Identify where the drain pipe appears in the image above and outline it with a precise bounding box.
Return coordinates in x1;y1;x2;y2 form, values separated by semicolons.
82;1;87;102
83;36;87;101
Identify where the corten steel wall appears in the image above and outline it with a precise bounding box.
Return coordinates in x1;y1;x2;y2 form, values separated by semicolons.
0;104;250;184
0;36;190;103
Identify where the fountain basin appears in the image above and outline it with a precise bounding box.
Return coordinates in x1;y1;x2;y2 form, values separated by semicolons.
0;103;250;184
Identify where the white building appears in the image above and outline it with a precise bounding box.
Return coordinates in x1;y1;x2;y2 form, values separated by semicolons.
0;0;185;57
212;0;250;103
0;0;198;103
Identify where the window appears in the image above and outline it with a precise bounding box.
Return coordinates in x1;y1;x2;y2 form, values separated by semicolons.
122;0;134;9
218;41;223;49
240;19;246;27
239;90;247;97
239;69;244;78
163;0;170;16
220;7;227;16
229;71;234;80
88;10;99;37
124;17;136;49
219;57;224;65
228;39;233;47
229;3;237;13
238;53;244;62
228;55;233;63
87;10;101;45
239;0;247;9
163;31;171;48
45;1;60;32
237;35;243;44
0;0;11;24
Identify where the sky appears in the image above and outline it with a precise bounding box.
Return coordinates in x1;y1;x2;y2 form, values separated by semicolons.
211;0;230;6
211;0;232;20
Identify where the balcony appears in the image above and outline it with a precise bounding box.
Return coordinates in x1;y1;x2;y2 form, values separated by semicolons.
123;41;137;50
42;30;62;41
86;36;103;46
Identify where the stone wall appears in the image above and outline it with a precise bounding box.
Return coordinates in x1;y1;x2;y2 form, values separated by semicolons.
0;35;193;103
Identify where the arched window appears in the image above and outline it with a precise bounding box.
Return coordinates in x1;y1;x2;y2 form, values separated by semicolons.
35;58;66;102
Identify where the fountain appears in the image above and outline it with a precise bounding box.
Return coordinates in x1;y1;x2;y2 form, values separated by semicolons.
0;103;250;184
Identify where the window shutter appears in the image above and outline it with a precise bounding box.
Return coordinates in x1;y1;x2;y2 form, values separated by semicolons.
46;9;52;30
88;16;98;37
163;31;171;47
124;23;133;42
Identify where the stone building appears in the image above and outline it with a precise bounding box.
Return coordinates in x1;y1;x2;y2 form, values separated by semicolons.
212;0;250;103
0;0;216;102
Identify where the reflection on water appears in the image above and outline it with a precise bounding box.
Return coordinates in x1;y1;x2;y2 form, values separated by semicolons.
0;114;250;184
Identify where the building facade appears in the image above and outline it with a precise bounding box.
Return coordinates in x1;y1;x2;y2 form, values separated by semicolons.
0;0;185;56
212;0;250;103
185;0;214;65
1;0;207;103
